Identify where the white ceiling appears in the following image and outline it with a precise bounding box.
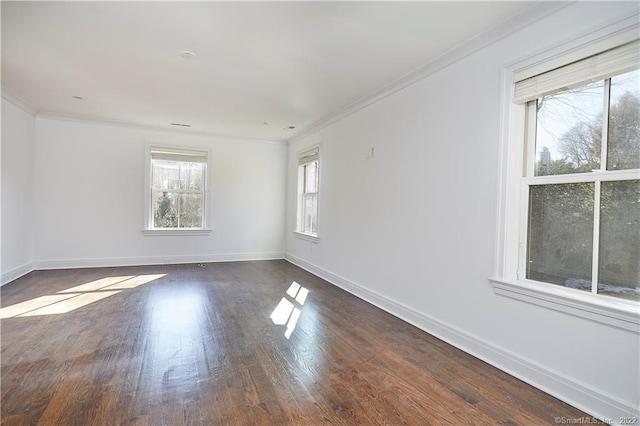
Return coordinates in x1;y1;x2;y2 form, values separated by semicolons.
2;1;544;142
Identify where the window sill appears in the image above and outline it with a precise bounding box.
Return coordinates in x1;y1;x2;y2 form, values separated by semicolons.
142;229;213;236
489;277;639;333
294;231;320;243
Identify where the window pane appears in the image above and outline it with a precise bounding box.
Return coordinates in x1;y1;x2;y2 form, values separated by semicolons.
535;81;604;176
179;162;204;190
607;70;640;170
305;161;318;193
152;160;181;190
311;194;317;234
153;191;178;228
179;193;203;228
302;193;317;234
598;180;640;300
527;183;594;290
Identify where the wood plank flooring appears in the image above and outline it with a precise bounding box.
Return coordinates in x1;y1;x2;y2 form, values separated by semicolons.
1;260;597;425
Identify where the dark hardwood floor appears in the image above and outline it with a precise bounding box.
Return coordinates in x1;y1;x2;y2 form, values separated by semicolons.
1;260;595;425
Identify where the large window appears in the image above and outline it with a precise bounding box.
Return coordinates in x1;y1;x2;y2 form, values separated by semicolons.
491;36;639;330
148;147;208;230
523;68;639;301
296;147;320;237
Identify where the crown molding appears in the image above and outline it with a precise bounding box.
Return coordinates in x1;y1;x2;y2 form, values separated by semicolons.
288;1;575;144
36;112;287;145
1;88;36;116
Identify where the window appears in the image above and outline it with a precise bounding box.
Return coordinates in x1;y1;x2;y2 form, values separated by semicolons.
296;147;320;237
491;36;639;331
523;67;639;302
145;146;210;234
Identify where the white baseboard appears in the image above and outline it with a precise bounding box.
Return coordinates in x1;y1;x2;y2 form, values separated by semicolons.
1;262;35;286
285;253;638;423
32;251;285;271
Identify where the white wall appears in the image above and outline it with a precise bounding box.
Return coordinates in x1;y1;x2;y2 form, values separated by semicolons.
1;0;637;419
33;118;286;267
286;2;639;422
1;97;35;284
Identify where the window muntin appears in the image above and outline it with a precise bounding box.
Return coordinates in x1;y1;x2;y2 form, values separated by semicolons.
296;148;320;237
523;69;639;302
149;148;207;230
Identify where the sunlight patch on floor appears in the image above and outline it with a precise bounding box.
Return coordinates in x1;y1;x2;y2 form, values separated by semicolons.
271;281;309;339
58;276;135;293
18;291;122;317
0;294;79;319
0;274;166;318
271;298;295;325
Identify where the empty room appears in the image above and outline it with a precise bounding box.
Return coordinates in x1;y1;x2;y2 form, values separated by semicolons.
1;1;639;425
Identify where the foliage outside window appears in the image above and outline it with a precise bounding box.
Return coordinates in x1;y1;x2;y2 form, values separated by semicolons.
523;66;639;302
296;147;320;237
150;147;207;229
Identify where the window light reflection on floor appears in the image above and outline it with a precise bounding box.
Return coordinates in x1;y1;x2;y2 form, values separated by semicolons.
270;281;308;339
0;274;166;318
271;298;295;325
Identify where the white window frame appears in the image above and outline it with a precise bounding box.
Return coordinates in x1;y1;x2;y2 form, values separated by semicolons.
142;144;212;236
295;145;321;241
490;24;640;333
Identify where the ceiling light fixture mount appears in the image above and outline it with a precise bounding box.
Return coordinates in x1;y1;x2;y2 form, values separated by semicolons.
179;51;196;60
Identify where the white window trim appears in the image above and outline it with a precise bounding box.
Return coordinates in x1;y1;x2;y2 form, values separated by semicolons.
142;143;213;236
490;22;640;333
294;231;320;243
295;143;321;239
142;228;212;236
